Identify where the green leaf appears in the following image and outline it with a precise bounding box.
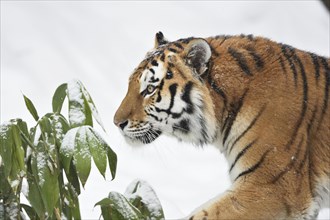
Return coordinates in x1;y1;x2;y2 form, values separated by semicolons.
107;144;117;180
31;142;59;217
87;127;107;178
125;180;165;220
95;192;143;220
67;183;81;219
21;204;39;220
63;161;81;195
23;94;39;121
60;127;79;174
79;80;106;131
27;166;45;219
0;123;13;179
39;116;57;162
52;83;67;113
50;114;70;147
73;127;91;187
67;80;90;128
11;125;25;172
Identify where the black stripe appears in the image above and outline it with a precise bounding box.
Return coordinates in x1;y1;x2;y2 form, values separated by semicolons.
222;90;248;145
146;112;162;122
154;83;178;116
229;139;257;172
228;47;252;76
149;68;155;74
160;53;165;62
272;137;304;183
156;79;164;102
173;119;190;134
280;44;298;87
168;48;178;53
149;76;159;83
180;37;193;44
199;115;208;145
168;84;178;110
151;60;159;66
248;50;264;69
319;57;330;125
240;34;254;41
207;74;228;110
181;81;194;114
228;105;266;154
309;52;320;82
279;56;287;74
173;42;184;50
285;52;308;150
298;106;318;173
235;148;271;181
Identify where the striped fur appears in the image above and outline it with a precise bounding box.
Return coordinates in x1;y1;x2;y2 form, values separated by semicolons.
114;33;329;219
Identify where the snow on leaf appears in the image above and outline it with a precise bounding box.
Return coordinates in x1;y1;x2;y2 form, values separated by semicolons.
86;127;107;178
125;179;165;220
96;192;142;220
73;126;92;187
67;79;87;128
60;127;79;173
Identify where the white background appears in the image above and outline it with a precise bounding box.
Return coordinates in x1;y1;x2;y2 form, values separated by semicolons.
1;1;329;219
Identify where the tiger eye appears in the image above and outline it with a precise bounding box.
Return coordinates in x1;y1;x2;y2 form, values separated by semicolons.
166;71;173;79
147;85;155;94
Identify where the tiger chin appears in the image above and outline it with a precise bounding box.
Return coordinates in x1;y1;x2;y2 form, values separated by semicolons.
114;32;329;219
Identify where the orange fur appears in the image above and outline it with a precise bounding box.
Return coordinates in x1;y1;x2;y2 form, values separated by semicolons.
114;34;330;219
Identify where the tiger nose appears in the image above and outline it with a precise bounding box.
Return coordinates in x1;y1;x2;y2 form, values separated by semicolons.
114;117;129;130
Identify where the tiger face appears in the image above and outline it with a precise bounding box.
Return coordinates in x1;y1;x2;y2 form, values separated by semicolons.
114;32;217;145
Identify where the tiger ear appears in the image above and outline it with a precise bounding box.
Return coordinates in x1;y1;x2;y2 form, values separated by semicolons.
183;39;211;76
154;31;169;48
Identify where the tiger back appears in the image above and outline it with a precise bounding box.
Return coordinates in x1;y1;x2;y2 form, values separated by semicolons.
114;32;330;219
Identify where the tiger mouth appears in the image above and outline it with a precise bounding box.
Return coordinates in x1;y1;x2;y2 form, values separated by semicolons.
126;129;162;144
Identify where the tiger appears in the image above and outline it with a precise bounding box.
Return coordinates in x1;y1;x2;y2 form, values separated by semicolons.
113;31;330;219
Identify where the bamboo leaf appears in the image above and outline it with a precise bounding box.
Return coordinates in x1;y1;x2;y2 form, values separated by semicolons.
125;180;165;220
27;159;46;219
67;80;88;128
52;83;67;113
21;204;39;220
23;94;39;121
87;127;107;178
107;145;117;180
0;123;13;179
60;128;79;174
31;142;59;217
50;114;70;147
73;127;91;187
95;192;143;220
11;125;26;172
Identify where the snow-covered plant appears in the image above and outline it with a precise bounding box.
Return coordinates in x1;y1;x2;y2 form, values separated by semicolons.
95;179;165;220
0;80;117;219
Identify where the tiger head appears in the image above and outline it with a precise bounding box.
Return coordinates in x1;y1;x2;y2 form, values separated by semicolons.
114;32;217;146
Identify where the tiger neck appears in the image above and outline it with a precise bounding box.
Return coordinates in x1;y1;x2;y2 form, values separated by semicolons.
203;57;251;152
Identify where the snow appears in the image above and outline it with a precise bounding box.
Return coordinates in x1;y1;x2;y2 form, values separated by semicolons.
61;127;79;157
67;79;86;127
21;177;29;198
125;179;164;219
1;1;329;219
74;126;90;159
52;115;65;143
36;151;47;186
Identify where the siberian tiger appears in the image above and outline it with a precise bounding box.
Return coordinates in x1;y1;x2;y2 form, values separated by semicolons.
113;32;330;219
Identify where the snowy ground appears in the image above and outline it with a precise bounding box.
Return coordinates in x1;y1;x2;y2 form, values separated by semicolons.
1;1;329;219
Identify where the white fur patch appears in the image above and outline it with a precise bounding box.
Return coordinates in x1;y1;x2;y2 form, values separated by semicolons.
139;62;165;93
